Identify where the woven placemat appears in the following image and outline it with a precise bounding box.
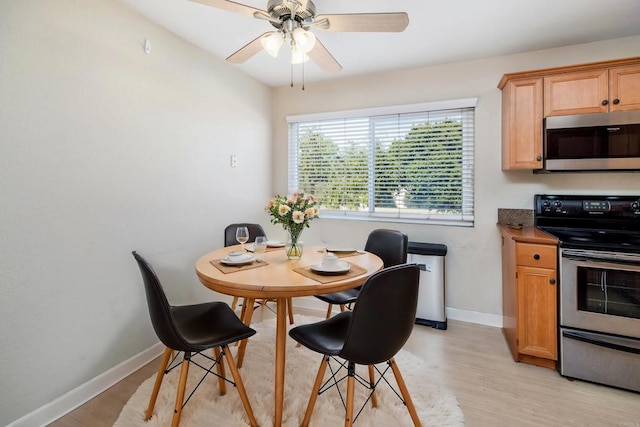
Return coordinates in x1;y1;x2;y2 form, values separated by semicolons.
316;250;363;259
246;245;285;253
210;259;269;274
293;262;367;284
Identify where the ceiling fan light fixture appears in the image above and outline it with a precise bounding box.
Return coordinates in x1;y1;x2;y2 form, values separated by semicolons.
292;27;316;53
290;45;310;64
261;32;284;57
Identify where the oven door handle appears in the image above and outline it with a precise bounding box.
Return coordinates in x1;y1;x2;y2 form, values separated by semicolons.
563;330;640;355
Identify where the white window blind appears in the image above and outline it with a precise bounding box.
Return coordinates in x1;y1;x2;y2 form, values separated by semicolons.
287;100;475;226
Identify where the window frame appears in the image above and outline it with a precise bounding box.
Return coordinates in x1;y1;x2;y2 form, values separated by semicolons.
286;98;477;227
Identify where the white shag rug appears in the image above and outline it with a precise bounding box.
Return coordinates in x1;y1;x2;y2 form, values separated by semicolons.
115;315;465;426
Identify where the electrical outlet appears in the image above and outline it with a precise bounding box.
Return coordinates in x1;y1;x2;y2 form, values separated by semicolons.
231;154;238;168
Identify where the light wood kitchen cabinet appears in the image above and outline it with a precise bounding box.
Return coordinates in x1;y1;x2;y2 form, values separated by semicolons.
610;64;640;111
544;64;640;116
498;57;640;170
501;78;543;170
499;225;557;369
544;69;608;116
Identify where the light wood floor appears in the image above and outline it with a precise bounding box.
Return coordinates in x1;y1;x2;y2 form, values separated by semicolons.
50;306;640;427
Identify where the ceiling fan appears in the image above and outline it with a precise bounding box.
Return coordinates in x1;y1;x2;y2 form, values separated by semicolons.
188;0;409;73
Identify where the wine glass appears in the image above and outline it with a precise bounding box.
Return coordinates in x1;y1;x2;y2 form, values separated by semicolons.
235;226;249;251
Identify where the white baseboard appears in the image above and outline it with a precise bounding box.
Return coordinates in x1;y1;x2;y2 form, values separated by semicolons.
8;342;165;427
446;307;503;328
296;296;503;328
9;302;502;427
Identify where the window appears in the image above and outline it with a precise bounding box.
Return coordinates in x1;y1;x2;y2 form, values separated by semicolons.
287;98;476;226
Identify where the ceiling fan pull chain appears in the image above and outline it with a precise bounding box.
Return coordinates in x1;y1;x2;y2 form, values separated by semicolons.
290;60;294;88
302;59;305;90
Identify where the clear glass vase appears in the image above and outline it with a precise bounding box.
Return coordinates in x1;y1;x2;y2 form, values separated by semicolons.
285;230;304;260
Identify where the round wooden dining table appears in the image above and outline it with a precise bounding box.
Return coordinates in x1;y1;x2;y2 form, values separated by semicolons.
195;245;383;427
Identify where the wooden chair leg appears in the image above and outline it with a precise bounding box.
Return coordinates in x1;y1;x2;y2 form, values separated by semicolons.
214;347;226;395
325;303;333;319
171;355;191;427
241;298;256;325
237;298;256;368
235;298;249;347
222;345;258;427
145;347;173;420
239;299;249;324
339;304;346;313
231;296;240;312
345;365;355;427
287;297;295;324
302;355;329;427
367;365;378;408
389;357;422;427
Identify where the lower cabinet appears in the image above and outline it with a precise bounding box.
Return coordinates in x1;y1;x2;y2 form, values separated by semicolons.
501;231;557;369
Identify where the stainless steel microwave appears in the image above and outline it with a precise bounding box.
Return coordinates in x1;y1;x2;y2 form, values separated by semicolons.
543;111;640;172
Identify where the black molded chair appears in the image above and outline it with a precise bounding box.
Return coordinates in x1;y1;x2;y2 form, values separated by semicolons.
224;222;295;325
315;229;408;318
224;223;267;251
289;264;422;427
132;251;258;427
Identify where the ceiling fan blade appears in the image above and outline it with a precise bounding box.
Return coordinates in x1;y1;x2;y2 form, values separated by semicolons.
188;0;265;18
226;32;274;64
315;13;409;32
253;10;283;25
307;38;342;73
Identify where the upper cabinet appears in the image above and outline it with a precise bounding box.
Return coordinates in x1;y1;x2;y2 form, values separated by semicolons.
544;69;608;116
498;57;640;170
610;65;640;112
544;65;640;116
502;78;543;170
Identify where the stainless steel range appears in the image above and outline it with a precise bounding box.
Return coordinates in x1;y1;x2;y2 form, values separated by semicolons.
535;194;640;393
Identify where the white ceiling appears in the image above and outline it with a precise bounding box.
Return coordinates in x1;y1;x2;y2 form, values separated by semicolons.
117;0;640;87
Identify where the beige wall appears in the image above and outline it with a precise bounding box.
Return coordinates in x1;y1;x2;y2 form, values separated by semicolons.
0;1;271;424
272;35;640;321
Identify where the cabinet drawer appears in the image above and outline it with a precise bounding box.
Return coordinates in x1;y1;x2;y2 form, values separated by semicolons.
516;243;556;268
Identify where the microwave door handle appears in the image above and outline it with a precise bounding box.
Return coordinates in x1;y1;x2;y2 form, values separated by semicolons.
563;255;605;264
563;330;640;355
563;253;640;268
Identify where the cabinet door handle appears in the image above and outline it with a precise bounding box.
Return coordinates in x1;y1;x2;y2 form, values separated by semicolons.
613;98;620;105
533;254;540;260
550;278;556;285
536;155;542;161
601;99;609;106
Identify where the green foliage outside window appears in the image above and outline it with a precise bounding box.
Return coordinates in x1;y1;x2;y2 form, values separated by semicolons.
296;119;464;215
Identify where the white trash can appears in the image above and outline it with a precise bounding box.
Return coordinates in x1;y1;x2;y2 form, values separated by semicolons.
407;242;448;330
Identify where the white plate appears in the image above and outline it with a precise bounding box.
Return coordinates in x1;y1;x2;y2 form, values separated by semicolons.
326;247;357;253
221;254;255;265
310;261;351;275
266;240;285;248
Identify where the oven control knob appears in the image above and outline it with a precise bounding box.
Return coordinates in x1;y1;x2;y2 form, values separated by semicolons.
553;201;562;209
632;200;640;211
542;200;551;209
